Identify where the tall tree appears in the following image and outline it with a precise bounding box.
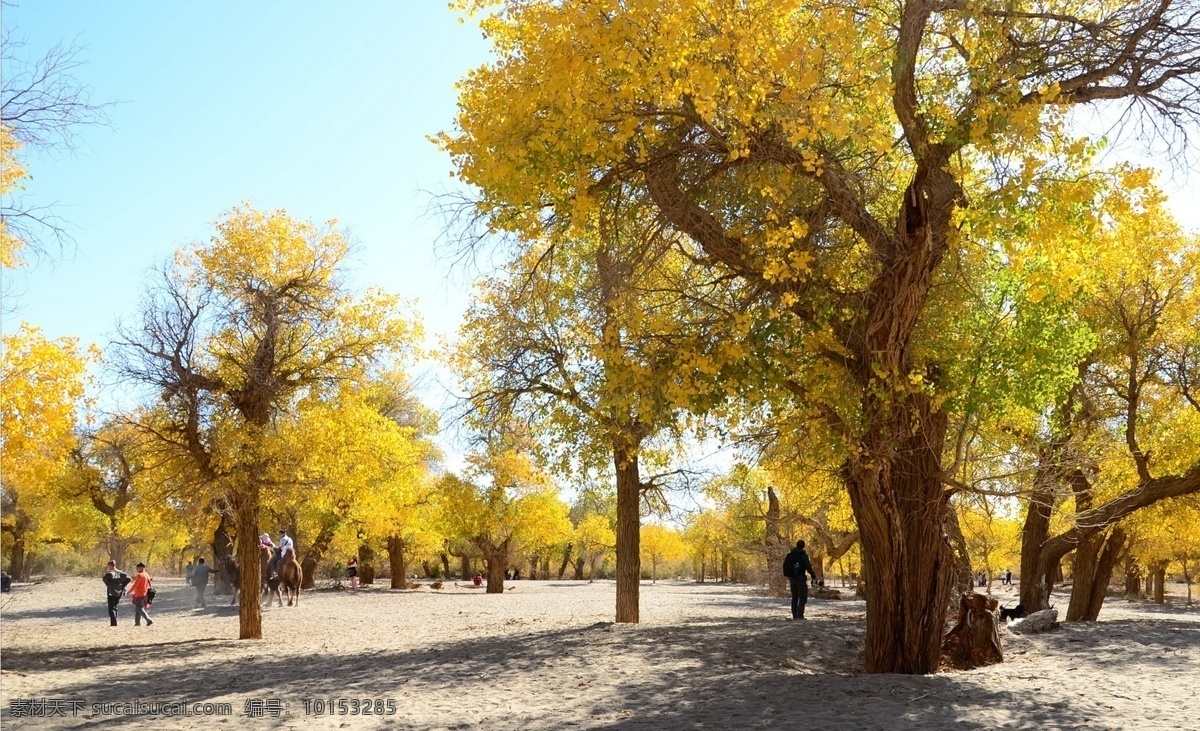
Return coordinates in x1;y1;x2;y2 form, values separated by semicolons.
0;325;88;579
443;0;1200;672
453;234;734;621
114;206;414;638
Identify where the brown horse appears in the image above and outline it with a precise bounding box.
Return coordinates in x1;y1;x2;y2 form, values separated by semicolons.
274;550;302;606
219;546;277;606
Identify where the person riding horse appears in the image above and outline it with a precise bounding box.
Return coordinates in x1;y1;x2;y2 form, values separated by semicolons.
268;530;295;580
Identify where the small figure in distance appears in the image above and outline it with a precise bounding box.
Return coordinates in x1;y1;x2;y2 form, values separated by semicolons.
783;540;818;620
102;559;131;626
1005;568;1013;586
129;562;153;627
473;572;483;587
185;559;195;587
191;557;212;608
347;556;359;589
1;570;11;593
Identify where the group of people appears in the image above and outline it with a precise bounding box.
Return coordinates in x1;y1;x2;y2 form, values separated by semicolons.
102;560;155;626
975;569;1015;587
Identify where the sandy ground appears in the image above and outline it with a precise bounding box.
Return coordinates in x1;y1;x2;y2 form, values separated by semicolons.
1;576;1198;731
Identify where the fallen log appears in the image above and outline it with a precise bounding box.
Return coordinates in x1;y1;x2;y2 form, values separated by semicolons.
1008;609;1059;634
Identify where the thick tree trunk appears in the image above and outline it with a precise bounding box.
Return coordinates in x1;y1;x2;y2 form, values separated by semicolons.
541;555;550;580
1152;564;1166;603
482;540;508;594
358;543;375;585
387;536;407;589
614;443;641;623
1020;464;1058;610
458;553;468;581
765;486;787;596
234;483;263;640
574;555;585;580
557;544;572;579
1066;527;1126;621
846;393;955;674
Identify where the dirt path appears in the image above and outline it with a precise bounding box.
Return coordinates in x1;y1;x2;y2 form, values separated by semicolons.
1;577;1197;730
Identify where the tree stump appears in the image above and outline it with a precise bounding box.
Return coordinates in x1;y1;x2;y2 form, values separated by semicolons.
941;593;1003;670
1008;609;1059;634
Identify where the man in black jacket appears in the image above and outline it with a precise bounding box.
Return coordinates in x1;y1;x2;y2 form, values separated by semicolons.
102;560;131;626
783;540;818;620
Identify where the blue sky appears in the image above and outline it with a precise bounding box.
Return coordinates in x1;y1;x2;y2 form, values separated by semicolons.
2;1;491;357
2;1;1198;477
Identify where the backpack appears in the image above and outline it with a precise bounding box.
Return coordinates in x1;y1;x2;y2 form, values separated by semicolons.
146;585;157;606
782;552;797;577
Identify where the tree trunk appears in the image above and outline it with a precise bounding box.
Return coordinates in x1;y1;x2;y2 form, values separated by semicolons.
482;540;508;594
234;483;263;640
1153;564;1166;604
358;543;375;585
614;442;641;623
557;544;572;579
387;535;407;589
845;392;955;674
212;514;235;595
1019;463;1059;610
573;555;585;580
8;529;26;582
1124;552;1141;596
764;486;787;596
458;553;468;581
944;505;974;598
541;555;550;580
1066;527;1126;621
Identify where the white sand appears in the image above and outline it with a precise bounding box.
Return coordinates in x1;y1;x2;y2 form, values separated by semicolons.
1;577;1198;730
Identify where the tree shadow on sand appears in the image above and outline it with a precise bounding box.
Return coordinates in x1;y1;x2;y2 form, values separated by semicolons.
6;601;1198;730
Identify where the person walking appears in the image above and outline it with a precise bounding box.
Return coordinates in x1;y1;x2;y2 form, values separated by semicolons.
102;560;131;626
191;557;213;608
783;540;818;620
129;563;153;626
347;556;359;589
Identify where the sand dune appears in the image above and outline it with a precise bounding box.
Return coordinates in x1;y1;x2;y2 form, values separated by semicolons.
2;577;1197;730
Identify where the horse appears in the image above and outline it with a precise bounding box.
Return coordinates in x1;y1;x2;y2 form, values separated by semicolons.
218;546;278;606
271;548;303;606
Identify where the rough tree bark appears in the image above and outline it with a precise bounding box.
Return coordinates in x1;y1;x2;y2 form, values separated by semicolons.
234;482;263;640
387;535;407;589
358;543;375;585
1065;526;1126;621
614;442;641;623
765;486;787;597
1152;563;1166;604
478;538;509;594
